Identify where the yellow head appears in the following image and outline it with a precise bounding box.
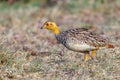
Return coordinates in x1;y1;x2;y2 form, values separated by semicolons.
41;22;59;34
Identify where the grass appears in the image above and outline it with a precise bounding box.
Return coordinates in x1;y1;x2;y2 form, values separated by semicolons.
0;1;41;10
0;0;120;80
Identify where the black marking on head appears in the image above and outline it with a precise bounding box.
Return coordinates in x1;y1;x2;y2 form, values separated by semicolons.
46;23;49;26
50;23;53;26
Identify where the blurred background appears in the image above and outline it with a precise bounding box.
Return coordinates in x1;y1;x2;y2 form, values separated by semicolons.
0;0;120;80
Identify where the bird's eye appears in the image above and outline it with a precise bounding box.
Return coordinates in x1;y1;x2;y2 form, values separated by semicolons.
46;23;49;26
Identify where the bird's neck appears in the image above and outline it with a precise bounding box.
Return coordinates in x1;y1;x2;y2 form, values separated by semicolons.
53;27;60;34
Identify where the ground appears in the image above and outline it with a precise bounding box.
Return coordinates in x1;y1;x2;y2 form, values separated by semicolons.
0;1;120;80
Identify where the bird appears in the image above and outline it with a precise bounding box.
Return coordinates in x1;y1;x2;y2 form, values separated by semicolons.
41;22;113;61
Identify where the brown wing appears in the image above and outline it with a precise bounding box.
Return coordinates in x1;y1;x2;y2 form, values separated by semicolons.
64;28;108;47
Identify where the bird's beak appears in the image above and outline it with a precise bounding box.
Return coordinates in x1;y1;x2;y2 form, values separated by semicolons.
40;23;46;29
40;24;45;29
40;26;43;29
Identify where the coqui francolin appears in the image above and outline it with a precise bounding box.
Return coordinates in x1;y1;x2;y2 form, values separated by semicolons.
41;22;113;61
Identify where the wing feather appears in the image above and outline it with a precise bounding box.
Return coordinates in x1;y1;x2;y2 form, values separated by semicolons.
57;28;108;47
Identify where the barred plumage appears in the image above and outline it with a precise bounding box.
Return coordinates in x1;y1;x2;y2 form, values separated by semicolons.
55;28;108;51
41;22;112;61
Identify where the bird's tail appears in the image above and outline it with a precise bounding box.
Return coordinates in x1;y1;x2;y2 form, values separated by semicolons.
107;44;114;48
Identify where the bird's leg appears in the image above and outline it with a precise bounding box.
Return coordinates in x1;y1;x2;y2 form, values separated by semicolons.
84;51;90;61
90;50;96;60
